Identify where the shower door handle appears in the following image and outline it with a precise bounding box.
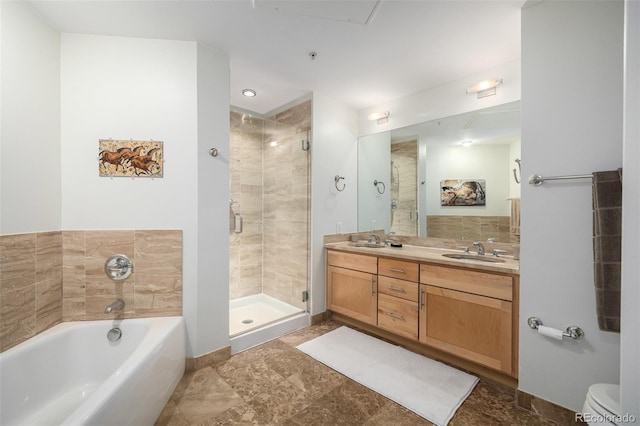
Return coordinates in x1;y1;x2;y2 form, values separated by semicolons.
234;213;243;234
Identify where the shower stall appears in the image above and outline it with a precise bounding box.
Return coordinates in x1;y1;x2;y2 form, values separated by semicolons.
228;100;311;353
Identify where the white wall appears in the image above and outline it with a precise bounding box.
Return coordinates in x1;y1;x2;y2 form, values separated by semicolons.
359;60;521;137
425;144;511;216
60;34;230;356
357;132;391;233
194;44;231;356
620;0;640;418
310;93;358;315
1;1;61;234
521;0;623;411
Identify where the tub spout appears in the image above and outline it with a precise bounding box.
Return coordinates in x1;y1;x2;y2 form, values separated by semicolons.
104;299;125;314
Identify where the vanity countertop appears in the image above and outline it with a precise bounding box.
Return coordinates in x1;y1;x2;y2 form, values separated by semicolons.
325;241;519;275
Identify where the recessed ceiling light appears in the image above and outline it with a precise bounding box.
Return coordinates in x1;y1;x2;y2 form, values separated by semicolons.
242;89;256;97
461;140;473;147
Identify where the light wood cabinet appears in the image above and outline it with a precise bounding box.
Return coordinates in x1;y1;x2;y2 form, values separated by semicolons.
326;248;518;379
376;257;420;339
419;264;515;376
327;251;378;325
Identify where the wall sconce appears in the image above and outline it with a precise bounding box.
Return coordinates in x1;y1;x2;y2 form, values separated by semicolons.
466;78;503;99
368;110;390;125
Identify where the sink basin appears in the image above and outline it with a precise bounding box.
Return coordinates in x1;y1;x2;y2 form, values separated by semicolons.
353;242;386;249
442;253;506;263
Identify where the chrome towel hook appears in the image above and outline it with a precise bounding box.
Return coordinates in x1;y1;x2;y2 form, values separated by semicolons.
374;180;386;194
334;175;346;192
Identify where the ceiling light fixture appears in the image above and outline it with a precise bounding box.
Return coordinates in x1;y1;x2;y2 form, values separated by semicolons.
367;110;390;124
466;78;503;99
461;140;473;147
242;89;256;97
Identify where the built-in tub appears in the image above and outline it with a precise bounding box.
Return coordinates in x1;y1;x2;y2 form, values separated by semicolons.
0;316;185;426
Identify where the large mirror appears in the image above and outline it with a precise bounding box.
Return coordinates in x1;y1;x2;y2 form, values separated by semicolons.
358;101;521;242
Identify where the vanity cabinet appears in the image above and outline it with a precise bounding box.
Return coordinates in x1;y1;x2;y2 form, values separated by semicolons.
327;251;378;325
325;246;519;380
419;263;515;376
377;258;419;340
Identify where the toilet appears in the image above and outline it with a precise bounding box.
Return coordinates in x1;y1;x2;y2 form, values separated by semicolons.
582;384;621;425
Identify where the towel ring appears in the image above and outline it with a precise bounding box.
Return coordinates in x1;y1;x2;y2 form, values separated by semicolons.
374;180;386;194
334;175;346;192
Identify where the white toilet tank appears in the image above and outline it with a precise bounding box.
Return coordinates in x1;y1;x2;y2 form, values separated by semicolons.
581;384;622;425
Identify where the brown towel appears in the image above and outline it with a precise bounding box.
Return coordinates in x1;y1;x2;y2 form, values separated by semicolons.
592;169;622;333
510;198;521;236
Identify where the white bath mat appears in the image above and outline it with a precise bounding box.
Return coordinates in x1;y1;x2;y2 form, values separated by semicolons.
296;326;478;426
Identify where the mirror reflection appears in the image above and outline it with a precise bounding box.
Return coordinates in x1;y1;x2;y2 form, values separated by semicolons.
357;101;521;243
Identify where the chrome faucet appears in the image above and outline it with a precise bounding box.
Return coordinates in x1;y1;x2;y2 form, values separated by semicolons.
104;299;125;314
473;242;485;256
368;234;381;245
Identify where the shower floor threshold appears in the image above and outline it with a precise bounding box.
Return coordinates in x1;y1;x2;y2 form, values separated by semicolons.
229;293;305;337
230;312;309;354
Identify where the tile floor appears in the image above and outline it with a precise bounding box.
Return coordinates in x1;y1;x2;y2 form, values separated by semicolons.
156;320;558;426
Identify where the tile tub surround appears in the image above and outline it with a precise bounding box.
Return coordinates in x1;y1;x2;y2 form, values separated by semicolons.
0;232;63;352
0;229;183;352
156;320;559;426
62;230;183;321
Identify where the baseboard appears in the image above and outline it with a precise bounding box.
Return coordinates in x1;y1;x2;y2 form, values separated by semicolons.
311;310;332;325
185;346;231;373
517;391;585;425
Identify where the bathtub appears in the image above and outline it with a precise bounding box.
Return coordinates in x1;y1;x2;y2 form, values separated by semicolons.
0;316;185;426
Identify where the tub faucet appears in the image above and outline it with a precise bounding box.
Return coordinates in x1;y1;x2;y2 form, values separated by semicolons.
104;299;125;314
473;242;485;256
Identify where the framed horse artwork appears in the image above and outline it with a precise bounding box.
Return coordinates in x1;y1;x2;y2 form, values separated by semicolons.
98;139;163;178
440;179;486;206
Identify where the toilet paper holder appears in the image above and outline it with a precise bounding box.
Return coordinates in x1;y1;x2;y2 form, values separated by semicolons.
527;317;584;340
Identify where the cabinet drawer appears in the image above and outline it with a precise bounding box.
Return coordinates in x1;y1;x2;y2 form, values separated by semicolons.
420;263;513;301
378;258;419;282
327;250;377;274
378;276;419;302
378;293;419;340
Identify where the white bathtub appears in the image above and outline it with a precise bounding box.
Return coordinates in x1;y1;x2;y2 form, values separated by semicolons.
0;316;185;426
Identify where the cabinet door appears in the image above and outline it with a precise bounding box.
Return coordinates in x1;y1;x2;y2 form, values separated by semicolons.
419;284;513;375
327;266;377;325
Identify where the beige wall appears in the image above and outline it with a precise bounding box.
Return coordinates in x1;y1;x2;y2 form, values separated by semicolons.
0;229;183;352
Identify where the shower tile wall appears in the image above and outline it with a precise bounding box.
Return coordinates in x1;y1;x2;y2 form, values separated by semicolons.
0;229;182;352
391;141;418;236
263;100;311;310
229;112;264;299
229;100;311;310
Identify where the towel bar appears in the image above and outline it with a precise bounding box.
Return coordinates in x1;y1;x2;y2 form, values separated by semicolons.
528;173;592;186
